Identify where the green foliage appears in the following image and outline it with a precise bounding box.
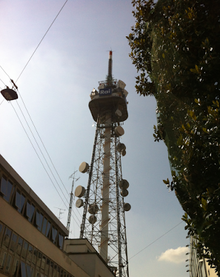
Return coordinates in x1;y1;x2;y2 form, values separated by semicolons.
128;0;220;273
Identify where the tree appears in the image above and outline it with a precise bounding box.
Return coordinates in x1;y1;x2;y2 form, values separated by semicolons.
127;0;220;273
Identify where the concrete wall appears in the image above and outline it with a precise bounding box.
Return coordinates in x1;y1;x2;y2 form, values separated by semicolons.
64;239;115;277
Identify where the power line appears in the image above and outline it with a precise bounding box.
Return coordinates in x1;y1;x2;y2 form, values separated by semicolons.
15;98;69;202
129;221;184;261
10;103;67;206
0;65;11;80
15;0;69;83
10;101;82;229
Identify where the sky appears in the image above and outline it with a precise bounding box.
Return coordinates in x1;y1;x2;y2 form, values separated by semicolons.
0;1;189;276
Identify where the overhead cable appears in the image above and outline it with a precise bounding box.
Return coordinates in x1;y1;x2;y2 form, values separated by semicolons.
129;221;184;261
16;0;69;83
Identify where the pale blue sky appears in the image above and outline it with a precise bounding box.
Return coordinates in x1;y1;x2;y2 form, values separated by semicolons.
0;1;188;276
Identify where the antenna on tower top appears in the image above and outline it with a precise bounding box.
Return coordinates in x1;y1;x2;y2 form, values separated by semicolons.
107;50;113;86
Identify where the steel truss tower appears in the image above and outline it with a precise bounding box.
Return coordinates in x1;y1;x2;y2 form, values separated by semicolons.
75;52;130;277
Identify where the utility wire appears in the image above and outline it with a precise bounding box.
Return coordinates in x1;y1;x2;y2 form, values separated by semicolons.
15;98;69;202
13;98;82;227
0;65;11;80
0;78;6;87
10;103;68;207
129;221;184;261
11;101;82;229
15;90;69;195
15;0;69;83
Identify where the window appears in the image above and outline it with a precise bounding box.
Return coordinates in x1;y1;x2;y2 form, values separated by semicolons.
58;234;64;250
42;217;47;235
5;254;12;272
21;261;26;277
0;222;5;246
26;202;35;222
36;251;42;269
16;237;23;256
0;177;14;202
26;264;34;277
0;250;7;269
15;190;25;213
52;227;57;244
45;258;50;275
3;227;12;249
27;245;33;264
53;264;57;277
21;241;28;259
46;221;51;238
9;233;17;252
35;210;43;231
41;255;46;270
50;261;54;276
0;176;7;197
11;258;19;276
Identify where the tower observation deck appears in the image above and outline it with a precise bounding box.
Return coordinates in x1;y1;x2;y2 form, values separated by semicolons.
75;51;130;277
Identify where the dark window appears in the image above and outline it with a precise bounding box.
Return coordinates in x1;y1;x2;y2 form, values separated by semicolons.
11;258;19;276
52;227;57;244
21;241;28;259
21;261;26;277
58;234;64;250
26;202;35;222
57;266;60;276
32;248;37;266
54;264;57;277
42;217;47;235
5;254;12;272
3;227;12;249
17;237;23;256
0;250;7;269
27;245;33;263
15;190;25;213
41;255;46;270
35;210;43;231
0;176;7;197
36;251;42;269
0;177;13;202
45;258;50;275
0;222;5;246
46;221;51;238
50;261;54;276
26;264;33;277
10;233;17;252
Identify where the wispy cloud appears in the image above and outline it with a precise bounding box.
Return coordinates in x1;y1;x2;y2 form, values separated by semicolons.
158;247;188;264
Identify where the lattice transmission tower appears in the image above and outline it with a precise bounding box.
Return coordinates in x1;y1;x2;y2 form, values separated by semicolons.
75;51;130;277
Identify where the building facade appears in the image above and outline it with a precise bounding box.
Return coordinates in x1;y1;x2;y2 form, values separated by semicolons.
189;237;218;277
0;154;114;277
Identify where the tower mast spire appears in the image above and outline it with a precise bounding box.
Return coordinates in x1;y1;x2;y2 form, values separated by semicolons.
107;50;113;86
